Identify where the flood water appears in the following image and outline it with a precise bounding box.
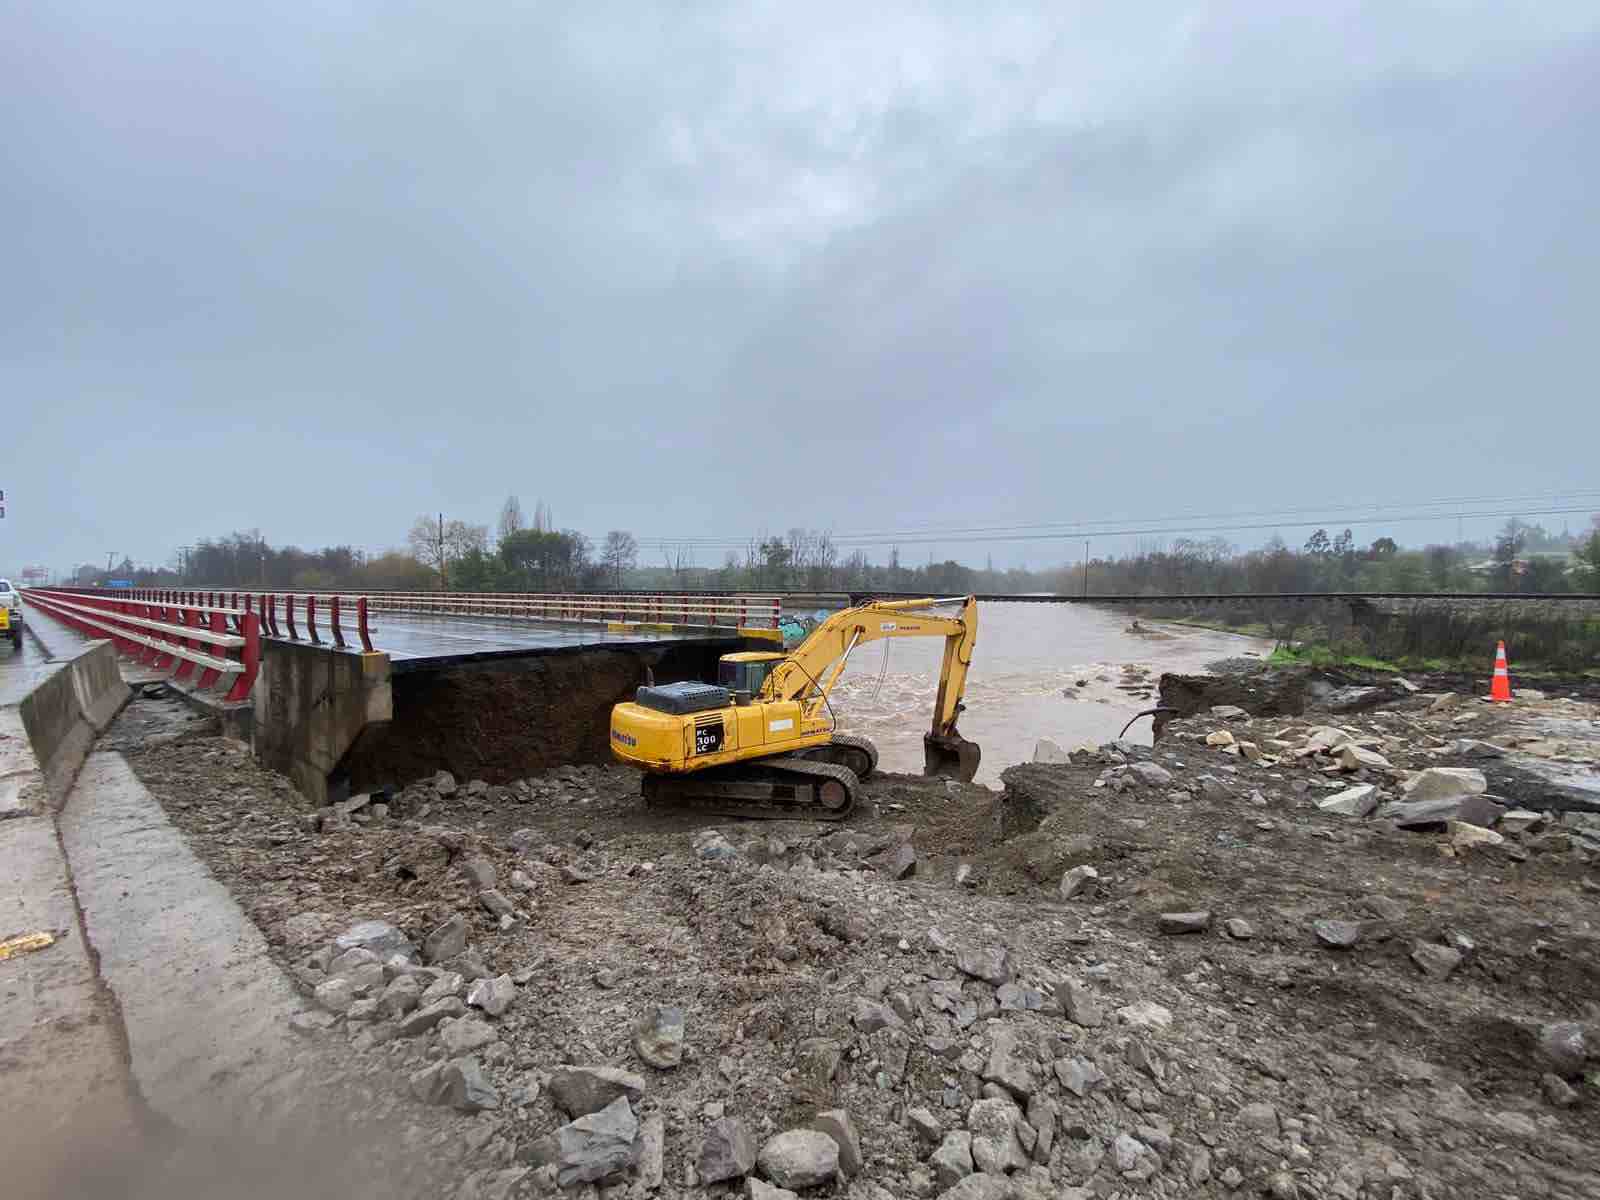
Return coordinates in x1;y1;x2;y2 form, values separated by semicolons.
824;601;1271;785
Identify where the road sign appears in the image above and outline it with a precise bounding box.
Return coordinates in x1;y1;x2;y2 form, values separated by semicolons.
107;579;133;589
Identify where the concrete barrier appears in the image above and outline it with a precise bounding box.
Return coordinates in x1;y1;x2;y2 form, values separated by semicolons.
16;641;131;807
252;641;392;806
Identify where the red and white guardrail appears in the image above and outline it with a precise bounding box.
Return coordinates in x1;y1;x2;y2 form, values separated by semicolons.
127;589;779;632
23;589;261;703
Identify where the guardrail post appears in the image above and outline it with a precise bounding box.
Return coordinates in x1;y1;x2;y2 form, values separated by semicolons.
225;612;259;703
173;610;197;681
286;595;299;640
330;596;346;648
357;598;372;652
196;612;225;690
307;595;321;645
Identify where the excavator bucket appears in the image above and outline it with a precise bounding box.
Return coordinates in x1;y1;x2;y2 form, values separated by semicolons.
923;733;982;783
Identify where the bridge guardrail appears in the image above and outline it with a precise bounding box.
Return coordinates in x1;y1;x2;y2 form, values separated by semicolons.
24;589;260;703
124;589;781;635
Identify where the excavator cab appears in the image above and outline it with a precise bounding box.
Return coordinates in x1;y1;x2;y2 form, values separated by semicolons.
717;652;785;702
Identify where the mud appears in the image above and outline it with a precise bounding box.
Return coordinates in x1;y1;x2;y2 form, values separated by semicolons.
95;669;1600;1200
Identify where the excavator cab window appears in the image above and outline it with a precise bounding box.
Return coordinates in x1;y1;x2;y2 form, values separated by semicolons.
718;658;778;698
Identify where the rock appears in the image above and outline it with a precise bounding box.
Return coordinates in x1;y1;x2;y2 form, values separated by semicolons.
1381;792;1505;831
379;973;423;1019
433;770;458;796
467;974;517;1017
423;914;469;964
851;998;904;1034
757;1130;840;1190
1211;705;1248;719
982;1028;1034;1100
1537;1022;1588;1078
1205;730;1236;747
394;996;465;1037
1266;1169;1300;1199
439;1056;501;1112
1313;919;1361;949
868;841;917;880
440;1017;498;1055
1158;911;1211;935
1500;809;1546;835
638;1114;665;1189
1127;762;1173;787
1116;1000;1173;1029
333;919;416;960
288;1010;338;1036
1303;726;1351;753
1401;766;1488;804
1450;738;1505;759
421;972;465;1005
936;1176;1011;1200
995;984;1044;1013
1025;1096;1056;1165
966;1097;1028;1175
1055;979;1104;1028
1054;1057;1106;1098
314;977;355;1014
459;857;497;890
955;946;1012;986
1237;1101;1280;1135
700;1117;758;1184
634;1004;685;1069
791;1039;842;1104
907;1107;943;1145
1032;739;1069;764
1058;865;1098;900
693;830;739;861
748;1180;799;1200
1449;820;1505;850
346;998;381;1022
549;1065;647;1117
822;907;870;942
1518;688;1547;701
1318;785;1379;817
466;779;489;797
1541;1073;1579;1107
1111;1133;1149;1173
1223;917;1254;940
478;889;514;919
555;1095;639;1187
1337;744;1391;771
409;1061;446;1103
810;1111;862;1176
929;1132;974;1188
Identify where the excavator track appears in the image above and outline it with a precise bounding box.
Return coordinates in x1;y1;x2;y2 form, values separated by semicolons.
793;732;879;780
641;756;860;822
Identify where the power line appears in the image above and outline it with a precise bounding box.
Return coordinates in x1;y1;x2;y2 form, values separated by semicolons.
621;501;1600;552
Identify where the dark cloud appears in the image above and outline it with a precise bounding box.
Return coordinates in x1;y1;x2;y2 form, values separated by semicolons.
5;3;1597;573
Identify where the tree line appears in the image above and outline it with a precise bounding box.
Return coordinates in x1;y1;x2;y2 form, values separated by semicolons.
61;505;1600;596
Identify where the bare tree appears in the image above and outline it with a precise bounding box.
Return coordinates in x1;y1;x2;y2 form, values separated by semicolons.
601;530;639;588
497;495;525;545
407;514;447;584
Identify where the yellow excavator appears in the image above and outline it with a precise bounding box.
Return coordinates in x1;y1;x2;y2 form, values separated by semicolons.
609;596;980;819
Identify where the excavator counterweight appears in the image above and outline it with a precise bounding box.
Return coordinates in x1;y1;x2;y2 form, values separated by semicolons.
609;596;980;819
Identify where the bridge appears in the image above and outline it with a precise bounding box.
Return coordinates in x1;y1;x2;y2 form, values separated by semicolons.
13;584;1597;807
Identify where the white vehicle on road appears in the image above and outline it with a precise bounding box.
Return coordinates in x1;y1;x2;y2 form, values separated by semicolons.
0;579;23;650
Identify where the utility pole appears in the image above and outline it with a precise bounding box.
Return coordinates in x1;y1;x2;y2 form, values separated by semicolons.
437;512;447;590
106;551;116;574
1082;539;1090;597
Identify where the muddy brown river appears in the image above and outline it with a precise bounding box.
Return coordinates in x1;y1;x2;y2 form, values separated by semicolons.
823;601;1271;785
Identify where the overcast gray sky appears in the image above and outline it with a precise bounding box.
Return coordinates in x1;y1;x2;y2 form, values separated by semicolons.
6;2;1598;576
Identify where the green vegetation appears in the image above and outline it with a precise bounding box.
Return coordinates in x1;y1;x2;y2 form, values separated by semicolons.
1266;646;1402;671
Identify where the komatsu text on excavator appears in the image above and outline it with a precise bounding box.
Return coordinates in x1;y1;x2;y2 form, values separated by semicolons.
609;596;980;820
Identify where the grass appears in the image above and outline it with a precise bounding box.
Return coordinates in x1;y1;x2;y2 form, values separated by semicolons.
1267;645;1403;672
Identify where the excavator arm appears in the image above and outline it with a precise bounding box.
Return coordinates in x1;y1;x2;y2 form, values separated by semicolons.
764;595;981;779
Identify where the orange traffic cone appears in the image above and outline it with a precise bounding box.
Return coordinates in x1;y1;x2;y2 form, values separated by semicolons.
1489;641;1512;703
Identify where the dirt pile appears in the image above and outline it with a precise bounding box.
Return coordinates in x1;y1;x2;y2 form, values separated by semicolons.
116;674;1600;1200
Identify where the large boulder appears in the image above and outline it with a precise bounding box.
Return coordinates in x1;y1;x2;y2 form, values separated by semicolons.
1400;767;1488;805
699;1117;757;1184
757;1130;840;1190
548;1065;647;1117
554;1096;639;1186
